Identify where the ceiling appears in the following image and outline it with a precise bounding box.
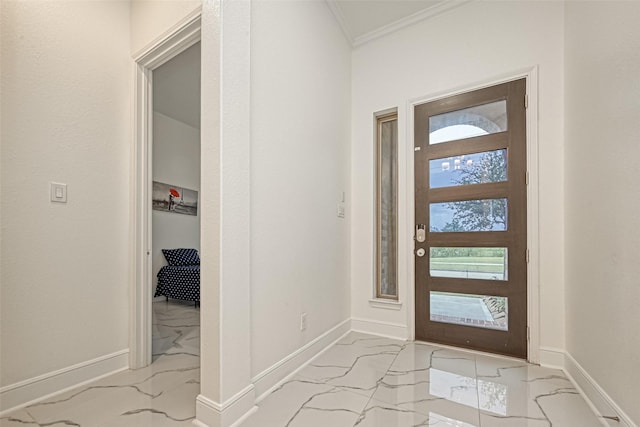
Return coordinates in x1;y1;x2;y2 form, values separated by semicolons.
153;42;201;129
328;0;466;45
150;1;466;125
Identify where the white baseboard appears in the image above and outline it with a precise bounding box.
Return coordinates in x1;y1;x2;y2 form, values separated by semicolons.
539;346;566;369
251;318;351;400
194;318;351;426
0;349;129;416
563;352;636;427
8;328;633;427
351;317;408;340
228;405;259;427
195;385;257;427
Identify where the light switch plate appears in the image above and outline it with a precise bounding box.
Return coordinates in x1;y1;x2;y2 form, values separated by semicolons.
50;182;67;203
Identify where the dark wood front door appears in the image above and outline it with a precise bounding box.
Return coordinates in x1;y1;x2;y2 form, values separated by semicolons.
414;79;528;358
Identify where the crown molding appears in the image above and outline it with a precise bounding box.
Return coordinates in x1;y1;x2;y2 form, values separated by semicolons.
327;0;474;48
355;0;473;46
326;0;355;45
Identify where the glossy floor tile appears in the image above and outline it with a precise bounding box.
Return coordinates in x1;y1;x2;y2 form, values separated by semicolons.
0;300;200;427
241;332;605;427
2;326;606;427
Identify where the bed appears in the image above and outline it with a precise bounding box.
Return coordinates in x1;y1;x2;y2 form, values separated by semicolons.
154;248;200;307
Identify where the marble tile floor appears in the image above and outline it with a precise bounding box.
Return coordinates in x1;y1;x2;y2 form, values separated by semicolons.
241;332;606;427
0;300;200;427
2;317;607;427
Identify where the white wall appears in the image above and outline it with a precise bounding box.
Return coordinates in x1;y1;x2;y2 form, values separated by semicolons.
152;112;201;294
198;0;255;420
130;0;201;55
350;1;566;352
0;0;130;388
564;1;640;424
250;0;352;377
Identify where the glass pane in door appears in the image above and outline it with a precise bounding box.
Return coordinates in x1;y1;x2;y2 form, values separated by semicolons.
430;247;508;281
430;291;508;331
429;149;507;189
429;100;507;144
430;198;507;232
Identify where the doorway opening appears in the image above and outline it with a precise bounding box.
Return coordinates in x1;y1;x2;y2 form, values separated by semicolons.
151;42;201;363
413;79;528;358
131;12;201;370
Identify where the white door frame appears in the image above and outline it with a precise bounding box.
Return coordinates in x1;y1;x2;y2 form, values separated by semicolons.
130;11;202;369
405;67;540;363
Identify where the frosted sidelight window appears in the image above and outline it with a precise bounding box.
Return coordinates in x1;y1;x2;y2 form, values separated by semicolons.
376;112;398;299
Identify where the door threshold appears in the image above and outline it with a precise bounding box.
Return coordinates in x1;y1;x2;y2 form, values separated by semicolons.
413;338;530;364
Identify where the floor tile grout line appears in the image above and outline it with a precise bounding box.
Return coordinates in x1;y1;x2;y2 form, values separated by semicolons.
350;341;408;427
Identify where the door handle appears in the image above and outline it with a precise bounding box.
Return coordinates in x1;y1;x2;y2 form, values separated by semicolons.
416;248;425;257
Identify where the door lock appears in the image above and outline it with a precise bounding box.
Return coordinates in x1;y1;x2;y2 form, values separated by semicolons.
416;224;426;242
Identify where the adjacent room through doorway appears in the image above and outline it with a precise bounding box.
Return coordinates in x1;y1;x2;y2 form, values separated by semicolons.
150;42;201;369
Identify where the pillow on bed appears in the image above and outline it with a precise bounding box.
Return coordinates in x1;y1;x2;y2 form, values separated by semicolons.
162;248;200;266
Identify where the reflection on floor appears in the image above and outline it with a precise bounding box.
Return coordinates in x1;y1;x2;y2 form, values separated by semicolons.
152;299;200;362
0;300;200;427
1;324;606;427
241;332;605;427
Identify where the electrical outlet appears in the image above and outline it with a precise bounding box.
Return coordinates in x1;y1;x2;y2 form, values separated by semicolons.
300;313;307;331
